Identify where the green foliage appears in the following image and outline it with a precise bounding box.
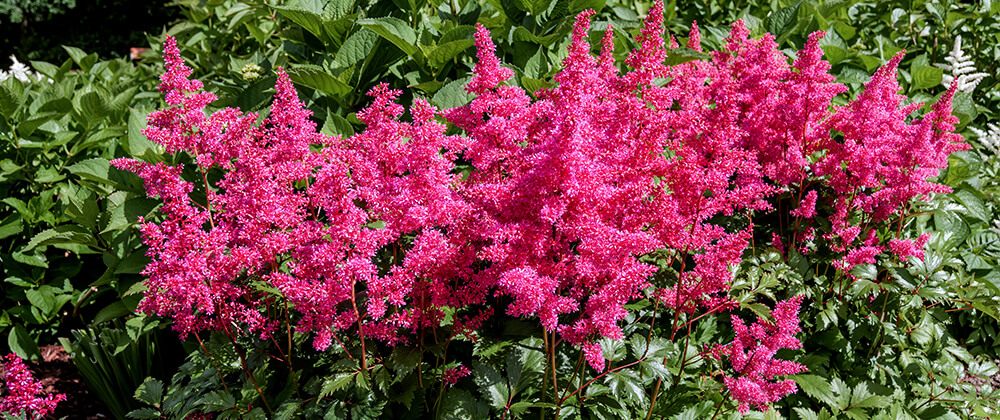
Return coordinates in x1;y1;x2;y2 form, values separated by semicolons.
59;316;168;420
0;0;75;23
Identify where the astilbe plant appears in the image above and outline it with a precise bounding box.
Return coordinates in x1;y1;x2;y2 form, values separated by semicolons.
0;354;65;419
116;0;964;412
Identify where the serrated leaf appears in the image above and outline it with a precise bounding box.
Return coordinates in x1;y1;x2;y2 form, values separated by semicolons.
910;65;943;91
332;28;378;69
426;39;475;70
0;213;22;240
320;372;357;397
23;225;98;252
849;383;891;409
765;1;802;36
286;65;352;97
794;374;836;407
273;6;330;42
512;0;553;15
321;111;354;137
134;378;165;406
432;77;474;109
357;17;418;56
665;47;711;66
127;408;163;419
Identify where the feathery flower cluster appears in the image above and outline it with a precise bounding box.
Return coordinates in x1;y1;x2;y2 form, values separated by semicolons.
120;0;963;412
936;35;989;93
1;354;65;419
0;55;51;83
970;123;1000;154
711;296;806;413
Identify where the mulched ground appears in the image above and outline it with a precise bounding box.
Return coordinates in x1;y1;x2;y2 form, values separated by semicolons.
30;344;111;420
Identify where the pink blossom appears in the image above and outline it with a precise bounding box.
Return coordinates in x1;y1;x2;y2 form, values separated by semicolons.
442;365;472;387
1;354;65;419
712;297;806;413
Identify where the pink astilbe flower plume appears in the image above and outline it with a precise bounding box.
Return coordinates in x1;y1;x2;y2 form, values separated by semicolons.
1;354;66;419
712;296;807;413
123;0;964;408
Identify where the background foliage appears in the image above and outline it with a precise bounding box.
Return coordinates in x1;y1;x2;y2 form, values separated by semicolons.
1;0;998;419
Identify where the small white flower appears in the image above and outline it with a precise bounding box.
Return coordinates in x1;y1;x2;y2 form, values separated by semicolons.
8;55;32;82
935;35;989;93
970;123;1000;155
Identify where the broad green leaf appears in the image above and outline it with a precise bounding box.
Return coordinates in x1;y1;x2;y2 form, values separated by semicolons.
273;6;330;43
23;224;99;252
24;287;56;316
765;1;802;36
8;323;41;361
322;111;355;137
29;61;60;79
287;65;352;97
126;108;162;161
332;28;378;69
134;377;165;406
795;374;837;407
357;17;418;57
0;83;19;118
127;408;163;419
512;0;553;15
432;77;474;109
93;301;131;325
665;47;711;66
62;46;97;71
910;65;943;91
426;39;475;70
0;213;22;240
68;158;113;185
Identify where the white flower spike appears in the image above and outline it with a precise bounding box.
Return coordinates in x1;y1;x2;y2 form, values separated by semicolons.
969;123;1000;155
935;35;989;93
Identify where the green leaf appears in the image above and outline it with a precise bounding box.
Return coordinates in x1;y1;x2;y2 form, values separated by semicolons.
63;46;97;71
29;61;60;79
524;48;549;79
8;323;41;361
432;77;475;109
356;17;418;56
127;408;163;419
910;65;943;91
126;108;161;161
275;400;304;420
0;84;21;118
23;225;98;252
286;65;352;97
68;158;113;185
273;6;330;43
332;29;378;69
0;212;22;240
849;382;890;409
93;301;132;325
134;377;165;406
76;90;110;123
512;0;553;15
951;91;976;126
320;372;357;397
794;374;836;407
765;1;803;36
25;287;56;316
665;47;711;66
426;40;475;70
